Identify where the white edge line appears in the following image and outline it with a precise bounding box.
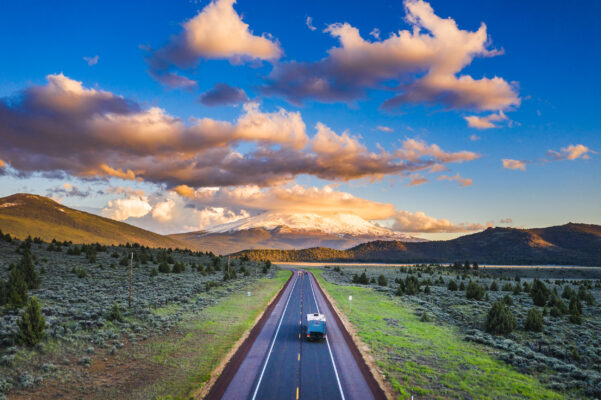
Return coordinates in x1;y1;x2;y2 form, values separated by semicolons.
251;273;298;400
308;274;346;400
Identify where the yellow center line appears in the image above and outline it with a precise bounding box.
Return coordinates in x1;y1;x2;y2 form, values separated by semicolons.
296;386;299;400
298;353;300;361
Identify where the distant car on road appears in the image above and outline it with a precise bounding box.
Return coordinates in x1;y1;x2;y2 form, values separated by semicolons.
306;313;326;341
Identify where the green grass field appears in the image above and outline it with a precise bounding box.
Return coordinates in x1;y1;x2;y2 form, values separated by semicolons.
311;269;563;400
130;269;291;399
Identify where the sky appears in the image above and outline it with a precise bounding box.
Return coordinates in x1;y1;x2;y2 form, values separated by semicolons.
0;0;599;240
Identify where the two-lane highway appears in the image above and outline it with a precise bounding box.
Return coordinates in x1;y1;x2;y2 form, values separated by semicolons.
215;270;381;400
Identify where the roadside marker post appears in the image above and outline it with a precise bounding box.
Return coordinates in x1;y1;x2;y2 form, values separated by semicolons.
129;252;133;308
247;291;251;307
349;295;352;313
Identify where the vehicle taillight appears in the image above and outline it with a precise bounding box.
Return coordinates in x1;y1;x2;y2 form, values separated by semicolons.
306;334;310;337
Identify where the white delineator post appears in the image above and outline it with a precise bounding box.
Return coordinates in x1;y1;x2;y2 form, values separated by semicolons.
129;252;133;308
247;291;251;307
349;295;352;313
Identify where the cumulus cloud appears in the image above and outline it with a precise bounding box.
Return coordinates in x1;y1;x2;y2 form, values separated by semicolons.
102;195;152;221
169;183;488;233
83;55;99;66
196;207;250;229
391;210;491;233
198;83;249;106
262;0;519;117
151;198;176;222
547;144;595;161
437;173;473;186
502;158;526;171
499;218;512;224
376;125;393;132
145;0;281;88
0;74;479;188
173;184;395;221
306;16;317;31
464;111;507;129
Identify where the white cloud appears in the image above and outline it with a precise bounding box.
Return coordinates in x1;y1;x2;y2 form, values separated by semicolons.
102;195;152;221
196;207;250;229
306;16;317;31
152;198;176;222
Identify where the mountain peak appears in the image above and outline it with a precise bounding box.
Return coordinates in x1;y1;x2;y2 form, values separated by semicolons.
204;211;422;241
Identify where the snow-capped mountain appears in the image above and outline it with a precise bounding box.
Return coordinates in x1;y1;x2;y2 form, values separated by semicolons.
206;211;418;240
170;211;425;254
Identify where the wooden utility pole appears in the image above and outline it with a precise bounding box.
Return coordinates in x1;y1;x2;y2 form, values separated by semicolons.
227;256;230;274
129;252;133;308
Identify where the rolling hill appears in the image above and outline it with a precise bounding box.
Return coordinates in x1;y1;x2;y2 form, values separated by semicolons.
0;193;185;248
236;224;601;266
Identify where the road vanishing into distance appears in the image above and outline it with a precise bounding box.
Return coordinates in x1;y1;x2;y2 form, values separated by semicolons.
208;270;384;400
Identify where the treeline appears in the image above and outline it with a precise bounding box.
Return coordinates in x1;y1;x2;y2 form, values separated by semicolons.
236;226;601;266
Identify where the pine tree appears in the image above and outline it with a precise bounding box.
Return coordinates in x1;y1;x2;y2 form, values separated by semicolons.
107;302;123;322
158;261;171;273
6;268;28;309
486;301;516;335
525;308;543;332
15;297;46;347
19;251;40;290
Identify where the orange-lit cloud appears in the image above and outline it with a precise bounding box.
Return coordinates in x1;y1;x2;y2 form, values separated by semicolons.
391;210;491;233
173;184;395;221
0;74;479;188
166;183;488;233
409;174;428;186
502;158;526;171
465;111;507;129
263;0;519;117
437;173;473;186
547;144;595;161
145;0;281;88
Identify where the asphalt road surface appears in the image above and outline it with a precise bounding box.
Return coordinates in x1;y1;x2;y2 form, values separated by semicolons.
219;270;378;400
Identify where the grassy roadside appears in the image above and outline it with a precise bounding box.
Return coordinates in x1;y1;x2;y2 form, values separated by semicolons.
123;269;291;400
311;269;563;400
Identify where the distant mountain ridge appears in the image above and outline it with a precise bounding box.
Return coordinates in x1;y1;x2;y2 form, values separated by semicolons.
235;224;601;266
0;193;185;248
169;211;424;254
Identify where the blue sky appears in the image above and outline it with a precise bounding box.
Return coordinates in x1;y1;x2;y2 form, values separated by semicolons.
0;0;599;239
